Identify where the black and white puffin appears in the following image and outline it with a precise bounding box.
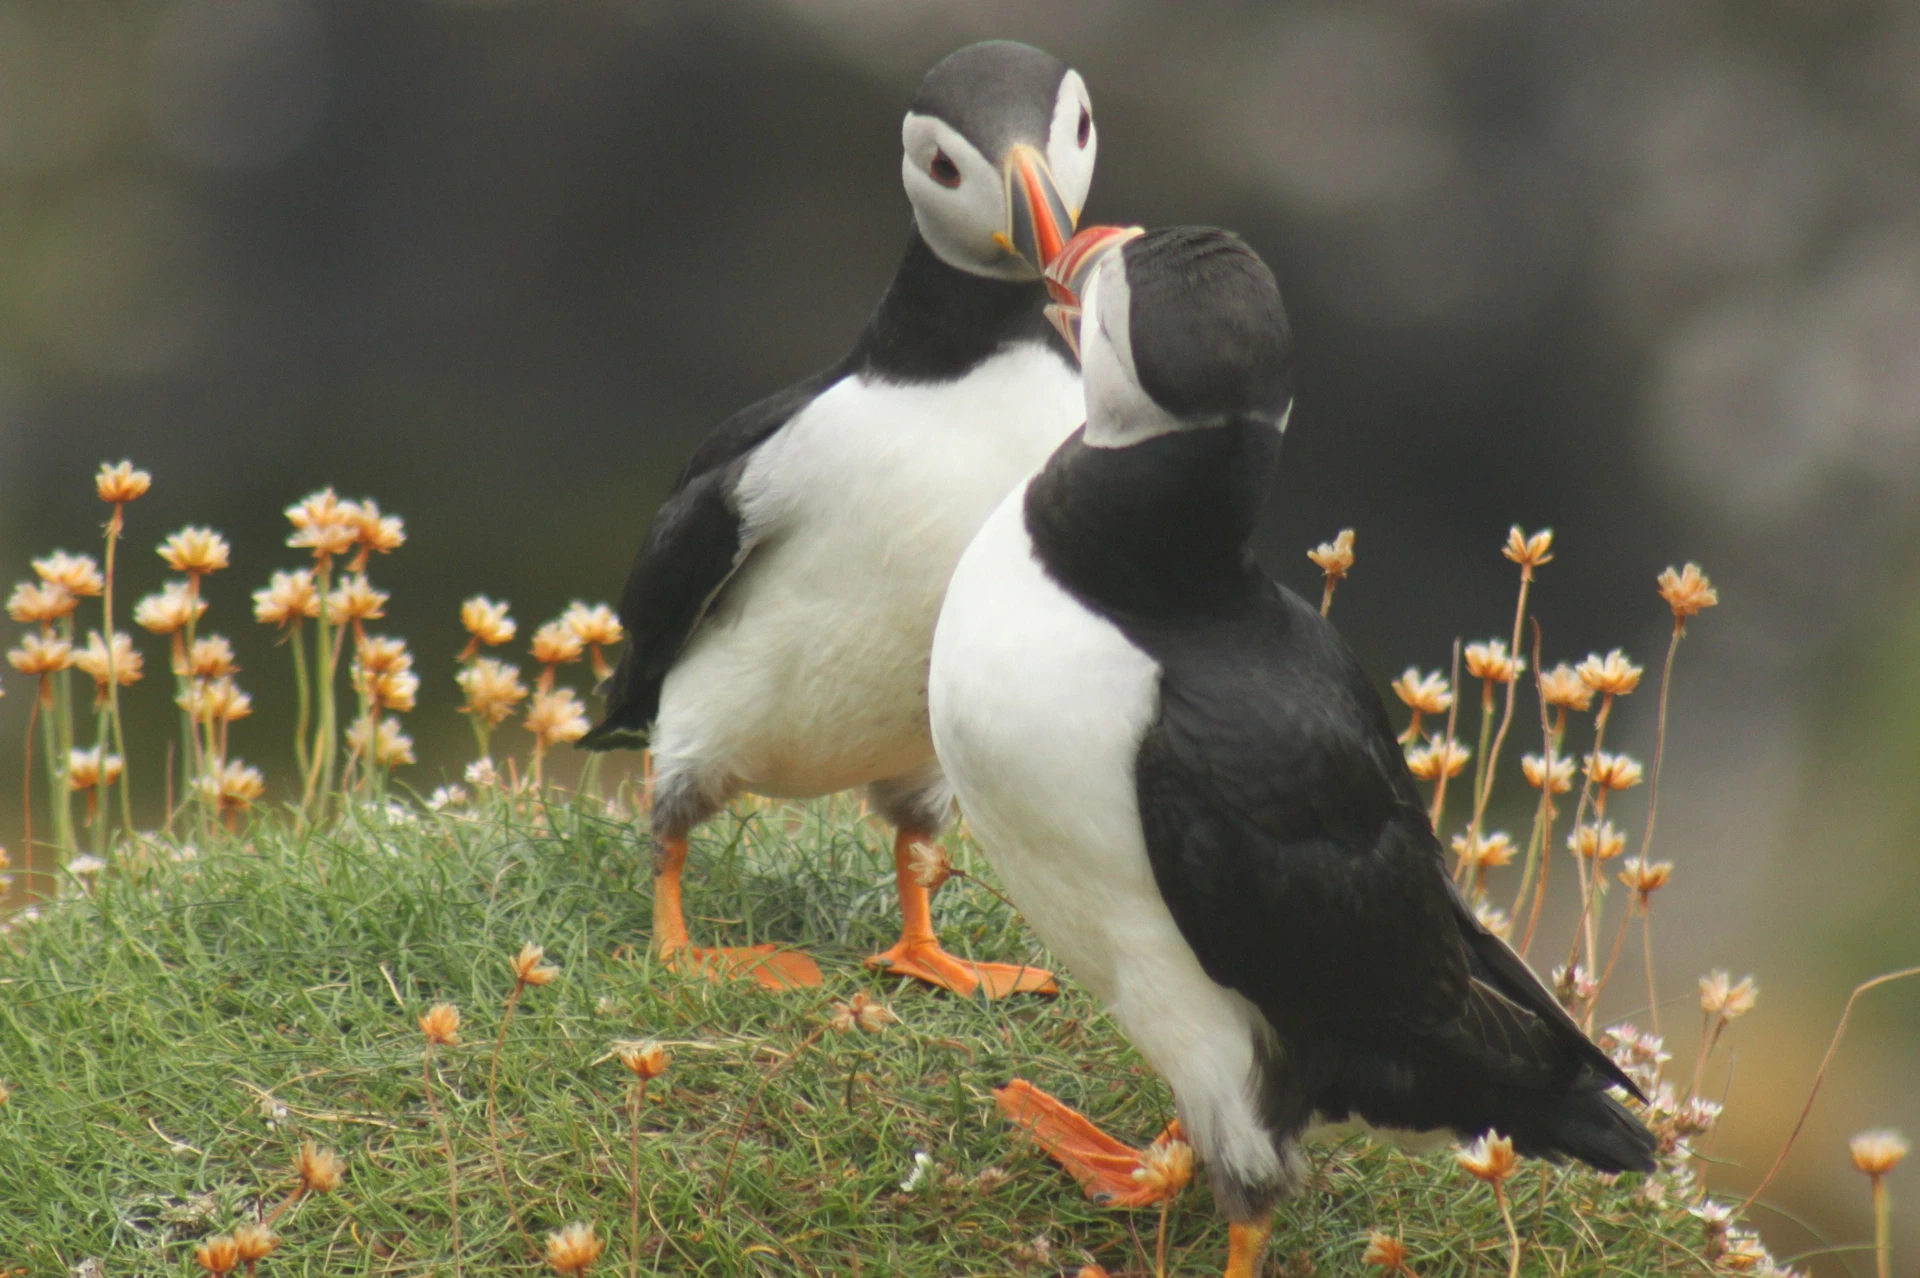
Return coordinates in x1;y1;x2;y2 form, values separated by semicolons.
929;227;1655;1275
580;41;1096;995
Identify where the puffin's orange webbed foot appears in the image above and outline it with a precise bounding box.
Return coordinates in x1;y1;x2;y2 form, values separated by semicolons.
993;1078;1181;1208
668;944;824;991
866;940;1056;998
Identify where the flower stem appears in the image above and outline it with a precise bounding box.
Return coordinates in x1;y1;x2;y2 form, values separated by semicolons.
290;624;311;784
629;1079;648;1278
103;506;134;838
486;981;532;1253
423;1046;462;1278
1872;1174;1891;1278
1496;1183;1521;1278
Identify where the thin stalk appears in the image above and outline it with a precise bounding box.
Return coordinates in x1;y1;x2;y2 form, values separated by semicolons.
1642;908;1661;1041
486;980;533;1253
1457;680;1495;886
422;1046;462;1278
1521;706;1568;956
89;702;110;856
1496;1183;1521;1278
1154;1197;1171;1278
21;680;38;874
1469;568;1536;845
1872;1175;1891;1278
1429;640;1464;830
263;1183;304;1227
290;624;311;783
102;506;134;836
301;556;337;817
1562;693;1615;981
40;669;69;863
53;619;76;853
628;1079;648;1278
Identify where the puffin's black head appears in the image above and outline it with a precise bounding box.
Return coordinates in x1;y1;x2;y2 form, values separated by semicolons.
1066;226;1294;448
901;41;1095;281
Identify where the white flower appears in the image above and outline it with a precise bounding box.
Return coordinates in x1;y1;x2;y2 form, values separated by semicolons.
899;1149;934;1192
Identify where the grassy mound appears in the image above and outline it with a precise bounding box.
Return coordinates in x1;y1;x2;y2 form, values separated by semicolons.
0;795;1719;1275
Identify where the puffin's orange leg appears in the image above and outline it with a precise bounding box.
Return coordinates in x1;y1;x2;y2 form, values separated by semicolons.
652;836;822;990
992;1079;1181;1208
1225;1219;1273;1278
865;829;1056;997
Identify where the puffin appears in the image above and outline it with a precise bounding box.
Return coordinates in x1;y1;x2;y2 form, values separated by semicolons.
928;226;1656;1275
580;40;1096;995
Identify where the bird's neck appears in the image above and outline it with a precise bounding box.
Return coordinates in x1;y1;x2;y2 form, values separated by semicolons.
1025;421;1281;617
850;226;1067;383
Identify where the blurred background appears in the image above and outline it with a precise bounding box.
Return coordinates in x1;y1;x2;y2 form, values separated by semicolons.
1;1;1916;1269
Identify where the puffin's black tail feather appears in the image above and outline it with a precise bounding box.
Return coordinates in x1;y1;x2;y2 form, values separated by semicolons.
577;659;656;752
1474;1081;1658;1174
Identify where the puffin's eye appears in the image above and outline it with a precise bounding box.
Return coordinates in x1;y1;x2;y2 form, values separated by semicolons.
929;149;961;188
1077;108;1091;148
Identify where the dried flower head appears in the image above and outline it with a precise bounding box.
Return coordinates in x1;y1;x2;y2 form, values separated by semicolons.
195;1235;240;1276
232;1223;278;1264
286;489;358;558
1464;639;1523;685
1451;831;1516;873
1132;1139;1195;1196
1362;1230;1409;1271
67;748;124;791
1619;858;1673;897
616;1040;671;1080
180;677;253;726
545;1222;605;1277
1308;528;1356;580
7;632;73;676
907;839;952;890
1698;971;1758;1020
355;665;420;714
459;657;529;727
356;634;412;675
1502;526;1554;571
73;630;143;692
1391;668;1453;716
1584;750;1644;791
1521;752;1575;794
829;991;898;1035
1537;662;1593;712
1473;900;1513;940
512;942;560;987
326;574;388;624
1553;963;1598;1012
159;527;230;577
460;595;517;649
33;551;104;597
252;569;320;628
419;1002;461;1046
135;580;207;635
96;461;152;505
1576;649;1642;698
1567;821;1626;862
524;687;590;747
347;497;406;555
1456;1131;1518;1184
295;1141;347;1194
1405;735;1470;782
1657;563;1718;622
193;760;265;813
188;635;239;680
1850;1129;1909;1177
427;784;468;811
562;601;624;648
531;620;585;668
346;717;415;768
67;853;106;880
7;579;76;625
466;757;499;789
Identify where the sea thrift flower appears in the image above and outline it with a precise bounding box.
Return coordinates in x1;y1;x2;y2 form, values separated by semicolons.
7;579;76;625
1392;669;1452;716
563;602;624;679
1699;971;1758;1020
1537;663;1593;712
427;785;468;811
419;1002;461;1046
135;580;207;634
180;677;253;726
1851;1130;1910;1176
465;758;500;788
326;574;387;624
524;687;590;747
459;657;529;726
616;1040;671;1080
188;635;239;679
1405;736;1469;782
7;633;73;675
1502;526;1553;571
1576;649;1642;698
1657;563;1719;621
159;527;230;577
286;489;357;557
1567;821;1626;861
67;748;124;792
195;760;265;813
1132;1139;1195;1195
1619;859;1673;899
459;595;517;660
512;942;560;987
356;635;411;675
907;839;952;889
1464;639;1523;684
232;1223;278;1265
348;498;405;556
73;630;143;695
1473;900;1512;940
1451;831;1516;873
252;569;320;628
95;461;152;505
67;853;107;879
545;1222;605;1277
356;665;420;714
531;620;585;668
296;1141;347;1194
828;992;898;1035
195;1235;240;1275
1521;752;1574;793
346;717;415;768
1584;751;1644;791
32;551;104;597
1456;1132;1517;1184
1363;1231;1412;1272
1307;528;1356;580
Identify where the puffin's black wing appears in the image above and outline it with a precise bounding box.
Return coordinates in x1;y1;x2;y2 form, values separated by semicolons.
1130;580;1654;1172
582;366;842;749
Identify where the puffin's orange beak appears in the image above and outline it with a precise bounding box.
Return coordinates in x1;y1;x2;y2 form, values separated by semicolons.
1041;224;1145;362
1001;144;1075;272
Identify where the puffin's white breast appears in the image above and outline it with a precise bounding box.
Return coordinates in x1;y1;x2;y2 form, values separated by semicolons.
929;487;1284;1191
652;342;1082;800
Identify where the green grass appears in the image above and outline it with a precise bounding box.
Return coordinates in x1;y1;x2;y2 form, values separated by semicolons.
0;792;1722;1276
